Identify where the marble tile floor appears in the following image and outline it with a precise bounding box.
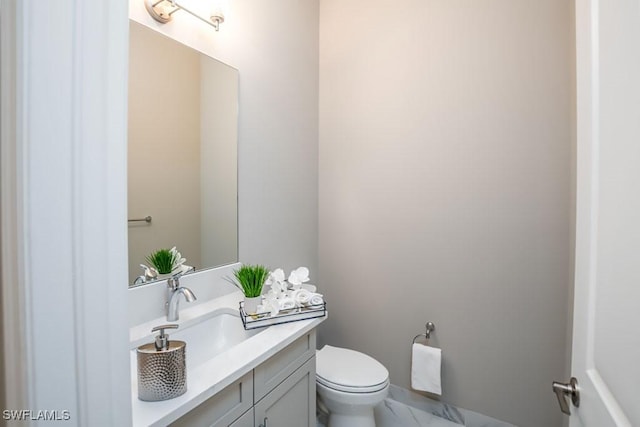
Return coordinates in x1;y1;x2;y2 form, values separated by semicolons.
317;385;517;427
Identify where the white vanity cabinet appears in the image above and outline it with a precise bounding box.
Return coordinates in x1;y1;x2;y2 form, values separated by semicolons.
170;330;316;427
254;357;316;427
253;330;316;427
169;372;253;427
229;409;254;427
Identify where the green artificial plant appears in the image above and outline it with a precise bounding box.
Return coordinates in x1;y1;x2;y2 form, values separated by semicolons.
231;264;270;298
146;248;179;275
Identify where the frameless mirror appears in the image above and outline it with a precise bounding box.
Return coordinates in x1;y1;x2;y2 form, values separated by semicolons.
127;21;238;286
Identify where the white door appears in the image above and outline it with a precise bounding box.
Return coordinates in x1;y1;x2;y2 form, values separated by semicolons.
563;0;640;425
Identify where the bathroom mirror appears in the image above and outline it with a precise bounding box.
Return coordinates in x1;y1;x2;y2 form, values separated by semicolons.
127;21;238;286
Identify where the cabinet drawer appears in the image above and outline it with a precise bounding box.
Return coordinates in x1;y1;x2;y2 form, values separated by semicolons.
169;372;253;427
254;330;316;401
254;356;316;427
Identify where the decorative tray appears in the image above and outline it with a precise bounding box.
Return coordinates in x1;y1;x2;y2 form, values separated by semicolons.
239;301;327;330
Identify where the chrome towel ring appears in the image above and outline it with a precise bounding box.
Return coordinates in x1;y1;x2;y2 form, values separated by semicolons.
412;322;435;345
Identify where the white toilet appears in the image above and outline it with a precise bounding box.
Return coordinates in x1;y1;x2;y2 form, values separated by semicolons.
316;345;390;427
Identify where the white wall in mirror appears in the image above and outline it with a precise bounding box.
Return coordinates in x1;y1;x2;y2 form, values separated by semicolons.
128;21;238;285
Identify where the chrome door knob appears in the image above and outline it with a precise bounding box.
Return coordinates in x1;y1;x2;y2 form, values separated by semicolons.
552;377;580;415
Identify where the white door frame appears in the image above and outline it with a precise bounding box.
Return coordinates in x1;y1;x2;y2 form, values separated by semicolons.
571;0;637;425
1;0;27;411
1;1;132;425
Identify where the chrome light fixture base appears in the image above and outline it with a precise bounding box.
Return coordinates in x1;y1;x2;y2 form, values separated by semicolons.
145;0;175;24
144;0;224;31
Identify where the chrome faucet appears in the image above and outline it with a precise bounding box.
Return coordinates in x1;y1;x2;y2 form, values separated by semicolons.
166;273;197;321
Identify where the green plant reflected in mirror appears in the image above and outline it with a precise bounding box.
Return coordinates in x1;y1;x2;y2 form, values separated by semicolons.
127;21;238;287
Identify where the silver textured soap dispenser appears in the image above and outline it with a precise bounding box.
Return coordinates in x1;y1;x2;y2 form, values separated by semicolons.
137;324;187;401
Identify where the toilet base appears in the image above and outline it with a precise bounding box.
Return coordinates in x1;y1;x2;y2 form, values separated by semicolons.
318;386;386;427
327;406;376;427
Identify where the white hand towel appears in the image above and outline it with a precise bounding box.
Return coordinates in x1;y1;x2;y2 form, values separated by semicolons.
292;289;312;306
309;293;324;306
411;343;442;395
279;297;296;310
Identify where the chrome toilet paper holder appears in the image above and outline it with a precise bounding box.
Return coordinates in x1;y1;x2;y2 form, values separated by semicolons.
412;322;436;345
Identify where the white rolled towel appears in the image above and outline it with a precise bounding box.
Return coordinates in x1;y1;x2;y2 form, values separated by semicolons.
292;289;312;306
309;293;324;306
279;297;296;310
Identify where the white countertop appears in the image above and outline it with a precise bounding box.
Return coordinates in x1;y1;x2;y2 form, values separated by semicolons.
130;290;326;426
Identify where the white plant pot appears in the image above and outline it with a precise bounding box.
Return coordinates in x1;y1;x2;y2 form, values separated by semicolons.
243;296;262;314
155;272;172;281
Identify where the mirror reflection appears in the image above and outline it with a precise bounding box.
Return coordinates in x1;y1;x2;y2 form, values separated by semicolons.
127;21;238;286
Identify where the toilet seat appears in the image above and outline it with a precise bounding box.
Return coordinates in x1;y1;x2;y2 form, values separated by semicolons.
316;345;389;394
316;375;389;393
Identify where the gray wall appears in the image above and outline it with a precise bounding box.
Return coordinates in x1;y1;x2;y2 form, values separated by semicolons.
200;58;239;269
318;1;574;427
231;0;319;276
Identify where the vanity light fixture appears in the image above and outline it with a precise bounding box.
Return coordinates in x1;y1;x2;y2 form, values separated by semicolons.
145;0;225;31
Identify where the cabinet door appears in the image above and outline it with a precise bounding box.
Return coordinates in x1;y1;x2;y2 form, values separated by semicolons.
254;331;316;401
254;356;316;427
229;408;253;427
169;372;253;427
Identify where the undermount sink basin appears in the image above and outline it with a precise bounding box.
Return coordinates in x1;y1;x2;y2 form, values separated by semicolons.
170;309;261;368
131;308;262;371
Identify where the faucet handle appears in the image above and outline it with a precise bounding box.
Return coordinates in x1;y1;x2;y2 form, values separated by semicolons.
167;268;189;290
167;274;181;290
151;324;179;350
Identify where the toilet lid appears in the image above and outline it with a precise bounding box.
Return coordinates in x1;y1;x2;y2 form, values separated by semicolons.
316;345;389;393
